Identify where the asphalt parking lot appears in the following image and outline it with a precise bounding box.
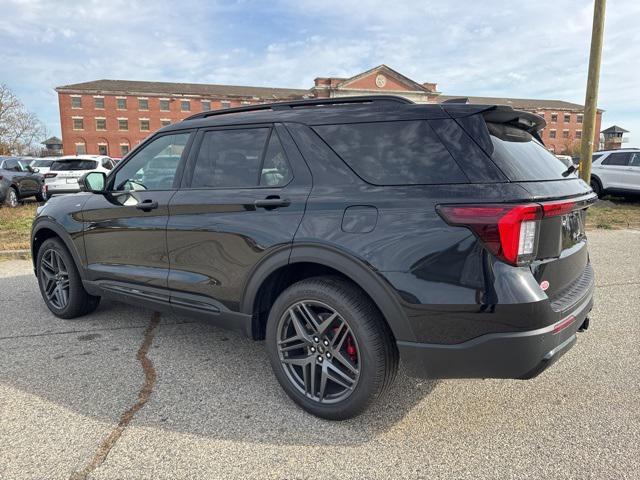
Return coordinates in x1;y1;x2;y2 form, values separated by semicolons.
1;230;638;479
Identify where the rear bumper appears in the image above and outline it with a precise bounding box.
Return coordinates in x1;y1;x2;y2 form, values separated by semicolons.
398;289;593;380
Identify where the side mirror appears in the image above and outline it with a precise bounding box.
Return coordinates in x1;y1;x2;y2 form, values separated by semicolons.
79;171;107;193
32;167;40;173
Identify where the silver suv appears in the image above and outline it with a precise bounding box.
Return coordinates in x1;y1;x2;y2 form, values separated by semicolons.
590;148;640;197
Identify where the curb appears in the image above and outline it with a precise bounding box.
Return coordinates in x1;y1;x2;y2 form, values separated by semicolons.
0;249;31;260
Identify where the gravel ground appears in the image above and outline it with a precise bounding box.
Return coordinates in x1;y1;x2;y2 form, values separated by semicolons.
0;230;638;479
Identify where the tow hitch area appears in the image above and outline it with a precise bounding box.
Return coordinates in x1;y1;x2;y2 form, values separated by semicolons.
578;317;590;332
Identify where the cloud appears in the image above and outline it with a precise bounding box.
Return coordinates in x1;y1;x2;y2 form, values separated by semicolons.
0;0;638;143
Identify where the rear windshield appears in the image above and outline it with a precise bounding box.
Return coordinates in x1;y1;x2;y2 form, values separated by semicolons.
50;160;98;171
33;160;55;167
313;120;468;185
487;123;568;181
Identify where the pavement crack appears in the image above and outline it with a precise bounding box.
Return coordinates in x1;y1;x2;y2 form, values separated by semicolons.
69;312;161;480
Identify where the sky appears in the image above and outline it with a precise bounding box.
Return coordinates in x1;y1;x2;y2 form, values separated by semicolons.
1;0;638;145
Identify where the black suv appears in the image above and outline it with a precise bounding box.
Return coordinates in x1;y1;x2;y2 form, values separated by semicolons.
31;96;595;419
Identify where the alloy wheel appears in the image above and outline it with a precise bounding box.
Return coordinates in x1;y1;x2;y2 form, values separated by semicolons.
40;249;70;310
276;300;360;404
7;189;18;207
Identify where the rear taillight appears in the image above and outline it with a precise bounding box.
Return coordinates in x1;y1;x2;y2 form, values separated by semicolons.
437;203;542;266
44;173;57;178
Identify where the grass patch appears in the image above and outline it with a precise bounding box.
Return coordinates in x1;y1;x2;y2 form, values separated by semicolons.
586;196;640;230
0;203;38;250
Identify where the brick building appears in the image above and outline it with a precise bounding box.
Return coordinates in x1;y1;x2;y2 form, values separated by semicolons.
56;64;601;156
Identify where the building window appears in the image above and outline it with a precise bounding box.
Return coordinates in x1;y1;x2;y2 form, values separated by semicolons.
75;143;86;154
564;114;571;123
94;97;104;109
551;113;557;123
98;144;108;155
120;144;130;156
96;118;107;130
577;114;583;123
221;100;231;109
140;119;150;131
549;129;556;139
138;98;149;110
576;130;582;139
160;99;170;111
118;119;128;130
161;119;171;127
71;96;82;108
73;118;84;130
181;100;190;112
201;100;211;111
117;98;127;110
563;130;569;139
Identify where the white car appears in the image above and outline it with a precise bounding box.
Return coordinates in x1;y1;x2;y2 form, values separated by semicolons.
45;155;116;195
28;157;57;175
590;148;640;197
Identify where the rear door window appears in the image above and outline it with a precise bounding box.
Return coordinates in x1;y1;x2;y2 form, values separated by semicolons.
486;123;568;181
313;120;468;185
601;152;631;166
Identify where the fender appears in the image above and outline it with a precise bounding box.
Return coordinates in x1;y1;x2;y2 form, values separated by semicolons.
31;218;87;280
241;242;416;342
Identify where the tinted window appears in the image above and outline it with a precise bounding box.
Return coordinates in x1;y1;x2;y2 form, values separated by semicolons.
602;152;631;166
313;121;468;185
33;160;54;167
487;123;568;181
112;133;191;191
191;128;270;188
50;160;98;171
2;159;20;171
630;152;640;167
591;153;603;163
260;131;292;187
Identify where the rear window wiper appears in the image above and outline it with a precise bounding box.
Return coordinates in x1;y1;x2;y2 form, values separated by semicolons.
561;164;577;177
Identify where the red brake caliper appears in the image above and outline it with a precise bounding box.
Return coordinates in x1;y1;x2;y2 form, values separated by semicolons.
345;334;357;363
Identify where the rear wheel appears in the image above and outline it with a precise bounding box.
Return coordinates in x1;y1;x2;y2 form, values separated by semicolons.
4;187;18;207
590;177;602;197
35;190;47;202
266;276;398;420
36;238;100;319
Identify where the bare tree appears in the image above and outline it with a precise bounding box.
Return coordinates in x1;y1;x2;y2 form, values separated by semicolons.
0;84;44;155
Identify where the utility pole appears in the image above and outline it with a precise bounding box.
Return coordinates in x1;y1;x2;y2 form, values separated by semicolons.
580;0;606;183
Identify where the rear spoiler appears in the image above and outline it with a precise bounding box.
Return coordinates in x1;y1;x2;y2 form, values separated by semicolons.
441;104;547;145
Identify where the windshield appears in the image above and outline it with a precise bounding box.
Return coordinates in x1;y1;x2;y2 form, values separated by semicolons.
487;123;569;181
50;160;98;171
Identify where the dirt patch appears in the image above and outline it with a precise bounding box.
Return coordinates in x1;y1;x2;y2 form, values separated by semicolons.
0;203;38;250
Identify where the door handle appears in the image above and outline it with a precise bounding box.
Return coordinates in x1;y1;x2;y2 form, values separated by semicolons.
136;199;159;211
254;197;291;210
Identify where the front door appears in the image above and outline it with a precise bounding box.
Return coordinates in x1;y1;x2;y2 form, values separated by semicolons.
167;124;312;314
596;151;632;189
82;131;193;292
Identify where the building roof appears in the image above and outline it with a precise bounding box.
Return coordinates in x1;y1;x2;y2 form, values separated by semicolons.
601;125;628;134
336;64;437;93
55;79;311;99
437;95;592;111
42;136;62;145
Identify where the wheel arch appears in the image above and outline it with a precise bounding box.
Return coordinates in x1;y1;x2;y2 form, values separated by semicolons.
241;243;414;342
31;220;86;279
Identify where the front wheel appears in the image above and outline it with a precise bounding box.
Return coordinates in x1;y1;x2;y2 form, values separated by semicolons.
266;276;398;420
36;238;100;318
590;177;602;197
4;187;18;207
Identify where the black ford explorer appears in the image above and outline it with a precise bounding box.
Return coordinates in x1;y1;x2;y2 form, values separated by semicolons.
31;96;595;420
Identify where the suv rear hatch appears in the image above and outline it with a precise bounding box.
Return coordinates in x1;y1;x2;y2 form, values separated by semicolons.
446;106;596;311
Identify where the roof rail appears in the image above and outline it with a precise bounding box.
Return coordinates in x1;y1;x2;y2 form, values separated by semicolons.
184;95;413;121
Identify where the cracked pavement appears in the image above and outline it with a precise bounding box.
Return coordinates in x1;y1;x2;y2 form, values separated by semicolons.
0;230;639;479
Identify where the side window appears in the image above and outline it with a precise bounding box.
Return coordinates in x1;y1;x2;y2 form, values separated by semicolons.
101;158;114;170
191;128;270;188
313;120;468;185
602;152;631;166
112;132;191;191
629;152;640;167
260;131;293;187
4;159;20;171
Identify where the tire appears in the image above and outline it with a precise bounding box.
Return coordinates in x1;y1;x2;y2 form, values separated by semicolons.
266;276;398;420
35;191;47;202
4;187;19;207
590;177;602;197
36;237;100;319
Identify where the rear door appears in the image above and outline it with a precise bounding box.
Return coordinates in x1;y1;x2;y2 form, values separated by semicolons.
82;131;193;293
167;123;311;315
594;151;632;189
